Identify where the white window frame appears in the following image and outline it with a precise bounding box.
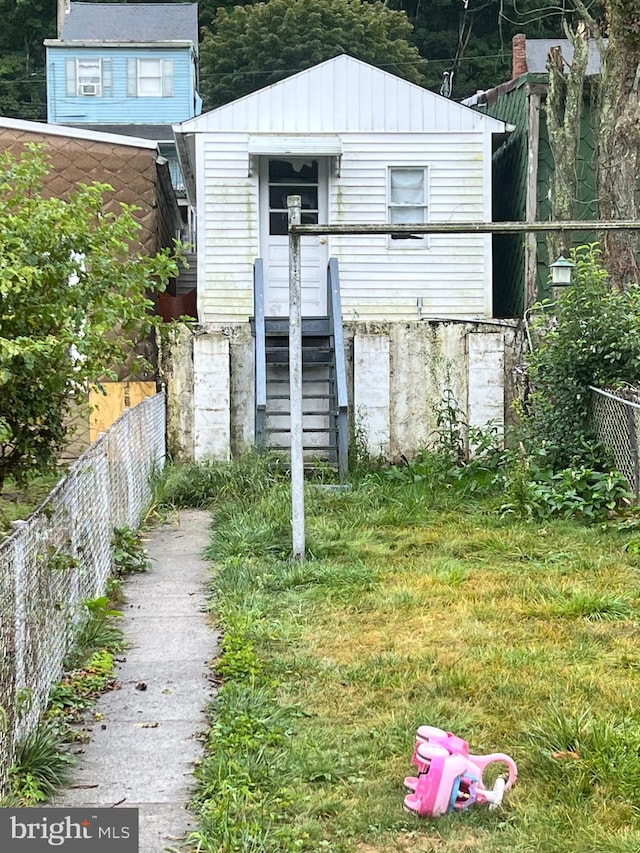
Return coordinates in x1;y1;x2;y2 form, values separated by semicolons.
127;58;174;98
387;166;429;247
76;58;102;96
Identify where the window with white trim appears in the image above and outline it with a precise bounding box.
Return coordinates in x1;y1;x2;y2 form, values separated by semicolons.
70;59;102;96
388;167;428;243
65;58;112;97
127;58;174;97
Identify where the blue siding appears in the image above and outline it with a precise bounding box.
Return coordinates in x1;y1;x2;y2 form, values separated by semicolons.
46;46;197;125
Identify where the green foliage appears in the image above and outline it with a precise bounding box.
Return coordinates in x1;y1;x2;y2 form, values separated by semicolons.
65;596;124;669
10;721;73;805
48;649;116;718
500;450;633;521
0;145;178;492
199;0;427;108
190;460;640;851
15;687;34;721
379;386;505;501
45;548;79;572
190;595;304;852
523;244;640;469
526;707;640;808
205;487;292;560
216;628;263;681
0;0;51;119
153;453;289;510
382;0;570;96
0;0;582;122
0;471;64;539
536;589;634;621
6;587;123;805
112;526;150;576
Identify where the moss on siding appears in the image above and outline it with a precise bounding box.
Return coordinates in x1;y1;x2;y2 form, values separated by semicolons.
474;75;599;311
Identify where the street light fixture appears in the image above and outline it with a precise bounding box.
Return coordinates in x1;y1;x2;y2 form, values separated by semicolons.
550;255;575;287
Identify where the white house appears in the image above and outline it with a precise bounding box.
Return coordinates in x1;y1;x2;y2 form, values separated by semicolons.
169;55;521;467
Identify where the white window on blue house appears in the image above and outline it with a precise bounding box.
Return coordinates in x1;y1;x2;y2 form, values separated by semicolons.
66;58;112;97
388;167;429;244
127;59;174;97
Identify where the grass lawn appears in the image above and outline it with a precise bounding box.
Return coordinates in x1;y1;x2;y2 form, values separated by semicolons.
157;458;640;853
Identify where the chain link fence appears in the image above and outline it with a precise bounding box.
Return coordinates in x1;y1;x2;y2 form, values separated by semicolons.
0;393;166;799
590;386;640;498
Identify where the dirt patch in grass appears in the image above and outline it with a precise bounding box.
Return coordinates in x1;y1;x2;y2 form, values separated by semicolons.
356;827;488;852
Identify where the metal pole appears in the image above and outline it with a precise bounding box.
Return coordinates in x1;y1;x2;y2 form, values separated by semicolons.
288;195;305;561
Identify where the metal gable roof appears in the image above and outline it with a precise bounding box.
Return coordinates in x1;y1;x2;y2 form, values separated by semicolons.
60;2;198;45
177;54;511;135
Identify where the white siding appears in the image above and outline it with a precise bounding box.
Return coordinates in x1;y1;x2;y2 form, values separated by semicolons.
182;55;504;324
330;133;491;320
198;132;258;322
198;130;492;323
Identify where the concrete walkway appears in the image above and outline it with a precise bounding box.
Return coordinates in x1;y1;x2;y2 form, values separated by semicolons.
53;509;217;852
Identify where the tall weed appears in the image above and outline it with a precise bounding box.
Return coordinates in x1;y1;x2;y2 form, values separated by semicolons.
153;452;289;510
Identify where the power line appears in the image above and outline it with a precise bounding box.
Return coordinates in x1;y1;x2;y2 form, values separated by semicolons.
201;52;513;81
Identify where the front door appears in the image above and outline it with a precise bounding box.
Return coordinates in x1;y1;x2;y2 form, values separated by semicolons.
260;157;328;317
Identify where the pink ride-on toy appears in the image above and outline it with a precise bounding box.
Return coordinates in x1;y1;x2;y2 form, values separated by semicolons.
403;725;517;818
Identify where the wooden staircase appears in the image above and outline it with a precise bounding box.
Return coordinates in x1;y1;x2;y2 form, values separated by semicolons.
253;259;349;480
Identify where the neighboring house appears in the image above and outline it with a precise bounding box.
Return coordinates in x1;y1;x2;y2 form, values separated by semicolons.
169;55;522;466
464;34;601;315
0;116;184;451
0;116;180;261
44;0;200;254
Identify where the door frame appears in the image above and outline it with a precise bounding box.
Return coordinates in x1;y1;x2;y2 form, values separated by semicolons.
258;156;329;317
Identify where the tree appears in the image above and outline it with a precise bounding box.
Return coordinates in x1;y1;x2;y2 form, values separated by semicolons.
199;0;427;109
545;21;589;261
379;0;565;99
0;0;52;119
541;0;640;289
0;146;178;493
589;0;640;289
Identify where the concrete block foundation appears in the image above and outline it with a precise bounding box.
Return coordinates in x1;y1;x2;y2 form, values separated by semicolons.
160;319;524;464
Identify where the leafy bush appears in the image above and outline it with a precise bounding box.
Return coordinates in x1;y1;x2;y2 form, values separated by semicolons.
380;419;504;499
112;526;149;576
48;650;116;717
500;449;632;520
523;244;640;468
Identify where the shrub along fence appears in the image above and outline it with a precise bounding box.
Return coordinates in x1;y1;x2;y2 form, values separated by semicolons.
0;393;166;799
591;386;640;499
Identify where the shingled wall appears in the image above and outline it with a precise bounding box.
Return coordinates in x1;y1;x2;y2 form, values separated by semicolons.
0;128;161;255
